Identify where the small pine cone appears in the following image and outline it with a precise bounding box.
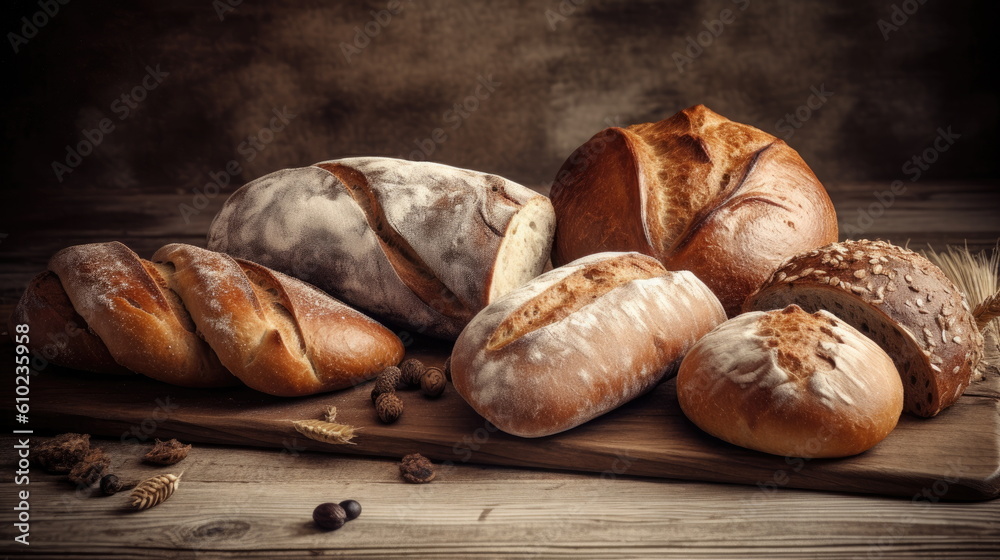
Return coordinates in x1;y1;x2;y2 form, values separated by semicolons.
68;448;110;487
143;438;192;465
420;367;447;398
399;359;425;387
371;367;401;403
375;393;404;423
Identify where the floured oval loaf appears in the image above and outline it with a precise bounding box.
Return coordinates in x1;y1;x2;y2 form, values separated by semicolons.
207;157;556;339
450;251;726;438
744;239;984;417
550;105;838;316
677;305;903;458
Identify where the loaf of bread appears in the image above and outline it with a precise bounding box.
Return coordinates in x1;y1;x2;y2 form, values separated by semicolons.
10;242;404;396
207;157;556;339
744;239;984;417
549;105;838;316
9;271;131;375
450;252;726;438
677;305;903;458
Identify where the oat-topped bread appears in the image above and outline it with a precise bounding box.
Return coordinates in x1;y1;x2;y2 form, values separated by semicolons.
745;239;984;417
677;305;903;458
207;157;556;339
549;104;838;316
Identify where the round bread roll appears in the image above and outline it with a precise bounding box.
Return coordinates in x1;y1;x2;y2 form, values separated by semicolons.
677;305;903;458
451;251;726;438
744;239;984;417
550;104;838;316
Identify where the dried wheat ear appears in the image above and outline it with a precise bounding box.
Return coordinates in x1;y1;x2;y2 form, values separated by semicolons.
922;243;1000;379
129;472;182;511
291;406;360;445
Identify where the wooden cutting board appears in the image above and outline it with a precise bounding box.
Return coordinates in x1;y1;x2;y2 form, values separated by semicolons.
5;332;999;502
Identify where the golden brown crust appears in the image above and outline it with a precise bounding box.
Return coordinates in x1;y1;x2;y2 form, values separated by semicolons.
8;271;130;374
677;305;903;458
48;242;235;387
152;243;404;396
745;239;984;417
551;105;839;316
14;241;403;396
452;252;726;438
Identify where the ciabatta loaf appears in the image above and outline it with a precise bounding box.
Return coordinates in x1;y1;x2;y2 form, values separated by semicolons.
450;252;726;438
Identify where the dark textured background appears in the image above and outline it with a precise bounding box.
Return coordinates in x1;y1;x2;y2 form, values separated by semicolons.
1;0;997;194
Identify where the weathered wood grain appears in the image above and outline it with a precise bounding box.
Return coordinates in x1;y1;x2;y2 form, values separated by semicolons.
2;325;997;502
1;439;998;559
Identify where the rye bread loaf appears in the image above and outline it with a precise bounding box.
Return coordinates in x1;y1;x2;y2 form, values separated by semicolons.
450;251;726;438
745;239;984;417
550;104;838;316
11;241;404;395
207;157;556;339
677;305;903;458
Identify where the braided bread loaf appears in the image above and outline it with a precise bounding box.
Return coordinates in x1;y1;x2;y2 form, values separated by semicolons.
9;242;404;396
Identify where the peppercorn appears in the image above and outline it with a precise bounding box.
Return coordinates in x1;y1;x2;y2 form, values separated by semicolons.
339;499;362;521
420;367;447;398
100;474;123;495
313;502;348;530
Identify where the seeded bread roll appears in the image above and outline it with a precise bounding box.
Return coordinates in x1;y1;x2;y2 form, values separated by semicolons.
13;241;404;395
451;252;726;438
745;239;984;417
550;105;838;316
207;157;556;339
677;305;903;458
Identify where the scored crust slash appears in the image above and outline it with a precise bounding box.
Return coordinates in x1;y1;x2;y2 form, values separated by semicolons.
9;105;998;475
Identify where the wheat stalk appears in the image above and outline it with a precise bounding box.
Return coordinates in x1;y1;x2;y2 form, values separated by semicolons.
922;243;1000;378
293;419;358;445
974;290;1000;331
129;472;182;511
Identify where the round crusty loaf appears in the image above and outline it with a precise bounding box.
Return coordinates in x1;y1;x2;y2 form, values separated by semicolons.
152;243;405;396
18;241;404;395
677;305;903;458
550;104;838;316
451;251;726;438
744;239;984;417
207;157;556;339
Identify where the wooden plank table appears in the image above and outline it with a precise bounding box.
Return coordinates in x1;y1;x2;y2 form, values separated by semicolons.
1;182;999;558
